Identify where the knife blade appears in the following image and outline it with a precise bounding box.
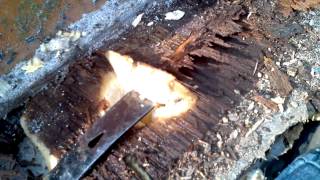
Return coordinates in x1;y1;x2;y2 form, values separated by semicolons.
47;91;154;180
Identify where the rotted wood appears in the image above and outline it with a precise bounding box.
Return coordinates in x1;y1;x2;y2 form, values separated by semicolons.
22;55;114;159
22;3;263;179
90;4;263;178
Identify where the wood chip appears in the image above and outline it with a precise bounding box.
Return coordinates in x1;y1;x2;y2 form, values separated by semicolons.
169;33;198;62
245;118;265;137
132;13;144;27
264;57;293;96
252;95;279;112
279;0;320;17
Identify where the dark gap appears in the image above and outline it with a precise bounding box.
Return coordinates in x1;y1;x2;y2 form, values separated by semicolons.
211;44;253;60
188;55;209;66
0;105;25;155
88;132;104;148
242;121;320;179
176;0;218;10
178;67;195;78
190;54;229;66
264;122;320;179
215;34;249;47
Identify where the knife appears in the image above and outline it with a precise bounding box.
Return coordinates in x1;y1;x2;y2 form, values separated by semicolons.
47;91;154;179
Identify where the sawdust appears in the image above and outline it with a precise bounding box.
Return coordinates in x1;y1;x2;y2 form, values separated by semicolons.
279;0;320;17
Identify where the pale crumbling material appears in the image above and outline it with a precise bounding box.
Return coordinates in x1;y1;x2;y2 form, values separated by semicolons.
217;90;309;179
132;13;144;27
21;57;44;74
165;10;185;20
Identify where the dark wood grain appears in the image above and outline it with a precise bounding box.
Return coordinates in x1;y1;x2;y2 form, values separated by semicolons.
23;4;263;179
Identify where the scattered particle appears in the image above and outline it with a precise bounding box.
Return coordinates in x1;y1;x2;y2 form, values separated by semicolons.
247;102;255;111
132;13;144;27
230;130;238;139
257;72;262;78
165;10;185;20
81;31;88;36
234;89;240;95
222;117;229;123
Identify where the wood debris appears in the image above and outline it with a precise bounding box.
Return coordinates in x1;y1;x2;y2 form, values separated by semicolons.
271;96;285;112
279;0;320;17
245;118;265;138
252;95;279;112
264;57;293;96
169;33;198;62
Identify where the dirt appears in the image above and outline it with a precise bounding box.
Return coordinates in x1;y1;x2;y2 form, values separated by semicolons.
0;0;106;74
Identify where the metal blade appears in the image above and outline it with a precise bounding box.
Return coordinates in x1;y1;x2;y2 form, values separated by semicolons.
47;91;154;180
